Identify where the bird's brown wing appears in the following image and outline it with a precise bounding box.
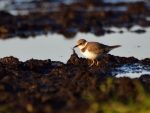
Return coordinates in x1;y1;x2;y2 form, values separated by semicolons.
87;42;110;54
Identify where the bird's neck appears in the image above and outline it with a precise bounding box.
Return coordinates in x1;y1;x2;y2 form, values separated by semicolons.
84;42;88;47
79;42;88;49
80;42;88;52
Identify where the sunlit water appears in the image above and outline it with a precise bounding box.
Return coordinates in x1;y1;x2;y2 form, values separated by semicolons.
113;63;150;78
0;26;150;78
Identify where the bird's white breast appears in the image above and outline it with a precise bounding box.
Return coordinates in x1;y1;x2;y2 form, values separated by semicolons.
80;49;103;60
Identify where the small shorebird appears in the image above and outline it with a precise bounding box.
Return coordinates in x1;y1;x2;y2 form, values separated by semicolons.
73;39;121;67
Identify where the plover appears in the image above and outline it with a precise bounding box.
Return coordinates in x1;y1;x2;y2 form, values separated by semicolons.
73;39;121;67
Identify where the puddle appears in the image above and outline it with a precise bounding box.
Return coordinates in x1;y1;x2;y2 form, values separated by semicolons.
0;26;150;62
113;63;150;78
0;26;150;78
116;72;150;78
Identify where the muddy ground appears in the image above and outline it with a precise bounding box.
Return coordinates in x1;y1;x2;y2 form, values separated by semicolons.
0;1;150;39
0;1;150;113
0;53;150;113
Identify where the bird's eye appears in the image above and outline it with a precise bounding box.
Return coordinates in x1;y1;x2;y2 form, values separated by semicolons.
80;43;82;45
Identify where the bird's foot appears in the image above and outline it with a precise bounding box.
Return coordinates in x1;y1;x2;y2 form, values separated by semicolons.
96;59;99;66
89;59;95;67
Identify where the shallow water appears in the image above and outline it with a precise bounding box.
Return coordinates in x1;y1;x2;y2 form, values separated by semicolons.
113;63;150;78
0;26;150;78
0;26;149;62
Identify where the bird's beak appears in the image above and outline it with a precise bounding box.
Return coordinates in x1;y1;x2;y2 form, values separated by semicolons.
73;45;78;48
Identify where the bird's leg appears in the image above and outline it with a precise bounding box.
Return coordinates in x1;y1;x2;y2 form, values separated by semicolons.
89;59;95;67
96;59;99;66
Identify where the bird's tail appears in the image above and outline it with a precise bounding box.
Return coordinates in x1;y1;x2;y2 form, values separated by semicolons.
110;45;121;50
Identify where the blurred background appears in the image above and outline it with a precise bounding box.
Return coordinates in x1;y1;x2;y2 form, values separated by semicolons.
0;0;150;62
